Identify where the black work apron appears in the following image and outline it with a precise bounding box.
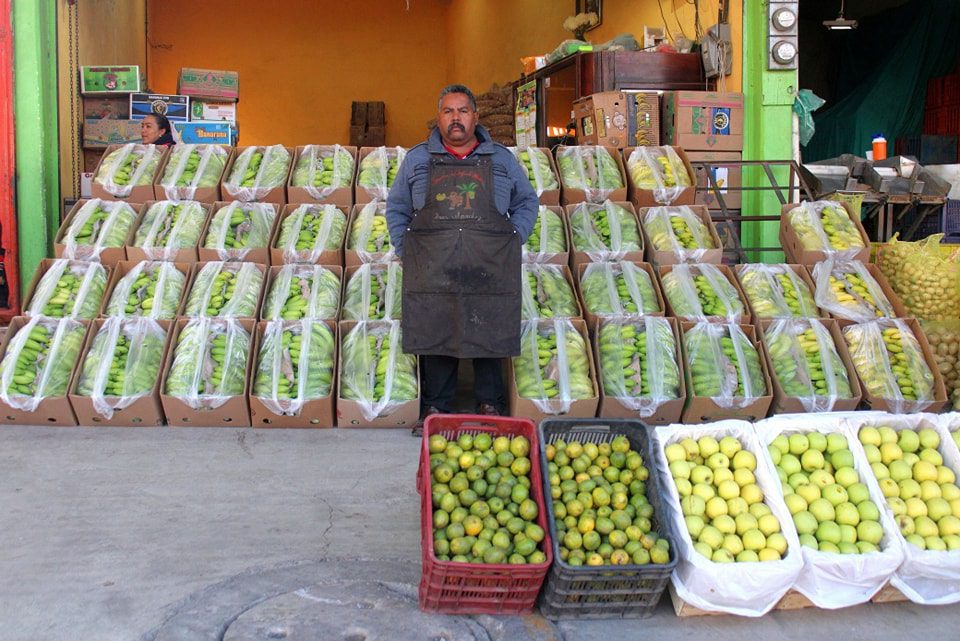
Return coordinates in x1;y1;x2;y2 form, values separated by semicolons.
401;156;521;358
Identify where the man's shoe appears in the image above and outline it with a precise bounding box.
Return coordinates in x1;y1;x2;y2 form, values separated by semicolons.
476;402;501;417
411;406;442;436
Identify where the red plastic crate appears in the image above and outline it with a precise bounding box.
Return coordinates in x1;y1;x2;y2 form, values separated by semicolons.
924;109;938;135
938;106;960;135
928;76;944;109
943;73;960;107
418;414;553;615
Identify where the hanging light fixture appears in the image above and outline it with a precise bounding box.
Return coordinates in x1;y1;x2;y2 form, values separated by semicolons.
823;0;858;30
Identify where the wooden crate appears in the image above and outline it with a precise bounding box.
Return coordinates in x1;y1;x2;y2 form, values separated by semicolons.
669;582;907;617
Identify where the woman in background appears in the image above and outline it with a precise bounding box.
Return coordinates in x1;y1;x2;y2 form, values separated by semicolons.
140;114;176;146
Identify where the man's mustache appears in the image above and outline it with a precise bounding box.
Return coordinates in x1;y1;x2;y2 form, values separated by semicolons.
447;123;465;132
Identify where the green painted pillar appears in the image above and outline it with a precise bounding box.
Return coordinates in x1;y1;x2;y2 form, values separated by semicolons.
742;0;797;263
13;0;59;294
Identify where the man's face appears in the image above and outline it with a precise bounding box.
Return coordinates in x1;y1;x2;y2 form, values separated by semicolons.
438;93;478;146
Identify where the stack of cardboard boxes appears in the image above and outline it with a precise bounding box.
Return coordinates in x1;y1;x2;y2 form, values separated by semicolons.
80;65;145;195
176;68;240;146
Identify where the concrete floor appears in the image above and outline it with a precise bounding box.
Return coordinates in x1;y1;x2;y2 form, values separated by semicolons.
1;424;958;641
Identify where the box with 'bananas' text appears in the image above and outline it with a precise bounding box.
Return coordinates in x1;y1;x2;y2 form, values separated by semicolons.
574;92;660;148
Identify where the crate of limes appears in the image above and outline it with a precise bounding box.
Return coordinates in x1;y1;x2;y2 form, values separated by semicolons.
537;418;677;619
418;414;553;615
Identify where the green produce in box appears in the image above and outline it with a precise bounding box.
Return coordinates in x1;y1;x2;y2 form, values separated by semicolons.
569;201;642;259
183;262;263;318
737;264;818;319
275;204;348;263
223;145;291;199
339;321;418;421
94;144;163;197
556;146;623;195
342;262;402;320
133;201;207;258
204;202;277;257
513;319;593;413
521;264;578;319
27;260;107;319
598;317;680;415
348;202;394;256
523;206;566;259
253;320;335;415
661;264;745;320
61;199;137;260
291;144;355;194
0;317;86;410
510;146;559;193
684;322;766;403
580;261;660;316
104;260;185;319
263;265;340;321
159;144;228;199
165;318;250;407
762;319;853;410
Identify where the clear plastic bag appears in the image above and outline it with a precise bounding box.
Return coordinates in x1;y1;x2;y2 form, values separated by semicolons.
813;258;896;322
203;201;277;260
132;201;207;260
579;261;660;317
736;263;819;319
357;146;407;201
762;319;853;411
159;144;228;201
843;319;937;413
26;259;107;319
183;262;263;318
661;264;745;321
348;201;396;262
520;264;578;319
597;316;680;416
339;320;418;421
252;319;336;415
75;317;167;419
555;146;624;203
785;200;865;257
275;204;348;264
684;322;766;408
921;320;960;411
879;234;960;320
569;201;642;261
342;262;402;321
512;319;594;414
626;146;692;205
509;146;559;195
223;145;292;201
93;144;162;197
290;144;355;199
642;205;716;263
164;317;250;409
522;206;567;263
104;260;185;319
61;199;137;260
263;265;341;321
0;317;86;411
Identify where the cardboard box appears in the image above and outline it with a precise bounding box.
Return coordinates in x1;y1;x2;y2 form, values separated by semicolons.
507;318;600;422
808;262;908;327
344;202;396;267
686;150;742;210
523;264;583;320
575;261;666;329
556;146;629;206
564;201;643;270
661;91;744;152
336;320;420;428
80;65;142;95
287;145;357;208
178;68;239;101
90;144;168;203
637;203;722;265
595;316;686;425
68;319;173;426
190;99;237;123
270;203;348;266
779;201;871;266
174;121;237;146
623;146;697;209
220;146;292;205
197;201;278;265
159;318;255;427
125;201;210;264
0;317;89;426
83;149;104;173
130;94;190;122
658;263;750;324
83;96;129;120
151;146;230;204
248;320;337;428
523;206;569;266
261;264;342;321
679;322;773;423
355;147;405;205
515;147;561;206
99;259;191;318
23;258;112;319
181;261;267;320
733;263;826;324
55;200;141;267
573;92;660;148
82;119;142;149
757;318;862;415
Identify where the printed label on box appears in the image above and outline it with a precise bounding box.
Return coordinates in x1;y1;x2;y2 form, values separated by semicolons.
80;66;141;94
174;121;235;145
178;68;240;100
692;106;732;136
83;118;142;148
190;100;237;123
130;94;191;122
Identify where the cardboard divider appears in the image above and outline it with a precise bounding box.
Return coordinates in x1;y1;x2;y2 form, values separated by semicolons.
180;261;267;320
555;145;629;206
151;144;231;203
159;317;255;427
23;258;112;320
91;144;169;203
564;201;643;271
574;260;666;329
523;205;570;266
219;146;294;205
811;262;909;328
248;319;338;428
658;263;751;324
335;319;420;428
733;263;827;324
198;201;280;265
269;202;348;267
99;259;191;319
344;202;398;267
55;199;142;267
678;321;774;423
287;145;358;208
68;318;173;426
623;146;696;209
355;146;406;206
523;263;583;320
126;200;211;264
636;204;722;266
756;318;863;415
594;316;686;425
779;201;872;266
260;264;343;321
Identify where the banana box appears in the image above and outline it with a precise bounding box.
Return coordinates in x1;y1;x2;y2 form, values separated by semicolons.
90;143;169;204
344;202;397;268
180;261;267;321
637;204;722;266
99;260;191;320
55;199;142;268
779;201;871;266
564;201;644;271
555;145;628;207
261;264;343;322
287;145;358;209
127;201;212;264
198;201;279;266
623;146;696;209
574;261;666;330
270;203;348;267
658;263;751;325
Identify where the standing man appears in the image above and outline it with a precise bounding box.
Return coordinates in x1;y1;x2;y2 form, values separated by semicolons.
386;84;539;428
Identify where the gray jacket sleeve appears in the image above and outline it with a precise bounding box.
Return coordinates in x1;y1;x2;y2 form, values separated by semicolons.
385;158;415;259
506;158;539;244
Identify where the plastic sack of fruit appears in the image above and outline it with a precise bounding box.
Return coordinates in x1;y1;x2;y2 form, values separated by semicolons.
204;202;277;261
736;263;819;319
276;204;348;264
785;201;865;258
93;143;163;197
569;201;642;262
921;320;960;411
513;319;594;414
888;234;960;320
684;322;766;408
133;200;207;260
0;317;86;411
165;317;249;409
104;260;185;319
763;319;853;412
348;201;395;262
339;320;418;422
342;262;402;321
627;146;692;205
291;144;355;200
642;205;716;263
26;259;107;319
253;319;335;415
580;261;660;317
522;206;567;263
661;264;745;322
843;319;937;413
357;146;407;201
183;262;263;318
813;258;896;322
509;146;559;196
222;145;292;201
756;414;904;608
653;420;803;616
597;316;680;416
555;146;623;203
75;317;167;419
520;263;578;319
263;265;340;321
159;144;228;201
61;199;137;261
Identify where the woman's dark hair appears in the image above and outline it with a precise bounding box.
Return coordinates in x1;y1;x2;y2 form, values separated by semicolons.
146;113;176;145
